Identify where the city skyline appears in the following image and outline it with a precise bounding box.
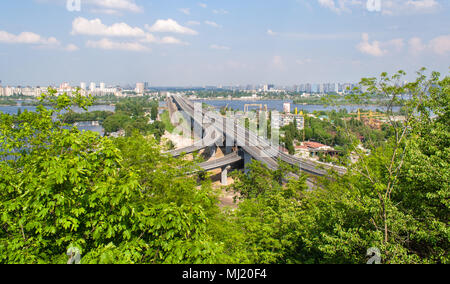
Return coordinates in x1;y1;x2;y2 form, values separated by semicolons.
0;0;449;86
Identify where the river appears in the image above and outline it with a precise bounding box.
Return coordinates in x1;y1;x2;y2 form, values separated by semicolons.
194;99;401;113
0;104;115;136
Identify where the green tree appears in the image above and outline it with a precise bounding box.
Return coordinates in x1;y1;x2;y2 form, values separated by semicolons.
297;69;449;264
220;161;309;263
0;89;228;264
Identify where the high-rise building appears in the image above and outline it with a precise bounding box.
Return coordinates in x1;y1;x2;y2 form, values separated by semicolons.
89;82;96;92
305;83;312;93
100;82;105;91
60;82;70;90
136;83;145;94
283;102;291;114
80;82;86;90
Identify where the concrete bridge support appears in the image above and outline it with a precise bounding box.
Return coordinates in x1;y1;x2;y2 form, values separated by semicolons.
209;145;217;158
221;166;231;186
225;146;233;155
224;134;234;154
244;152;252;174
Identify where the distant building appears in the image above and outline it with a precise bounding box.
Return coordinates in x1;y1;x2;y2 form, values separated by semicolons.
283;102;291;114
295;141;338;159
136;83;145;94
89;82;96;92
60;82;70;90
80;82;86;90
100;82;105;91
280;114;304;130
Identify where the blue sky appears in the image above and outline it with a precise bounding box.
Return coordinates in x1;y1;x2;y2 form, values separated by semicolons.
0;0;449;86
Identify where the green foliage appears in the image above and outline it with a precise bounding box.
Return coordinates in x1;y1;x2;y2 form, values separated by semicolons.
160;110;175;133
0;90;227;264
295;69;450;264
100;98;163;139
220;161;309;263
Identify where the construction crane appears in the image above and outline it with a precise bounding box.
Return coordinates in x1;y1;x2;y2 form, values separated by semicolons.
350;109;386;126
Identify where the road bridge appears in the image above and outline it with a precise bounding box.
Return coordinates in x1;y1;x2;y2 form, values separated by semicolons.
169;94;346;186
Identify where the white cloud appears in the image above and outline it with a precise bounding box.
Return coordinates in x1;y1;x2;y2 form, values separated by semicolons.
186;21;201;26
408;37;426;55
146;19;198;35
406;0;438;9
139;33;186;45
89;8;121;15
316;0;439;15
139;33;158;43
204;21;221;28
71;17;146;37
0;30;79;52
267;29;354;40
407;35;450;56
198;3;207;8
296;58;313;65
86;0;143;13
159;36;187;45
428;35;450;55
213;9;229;15
317;0;363;14
210;44;230;50
357;33;450;57
384;38;405;52
65;44;79;52
86;38;149;51
179;8;191;15
71;17;189;46
382;0;439;15
271;55;285;69
0;30;59;45
356;33;387;56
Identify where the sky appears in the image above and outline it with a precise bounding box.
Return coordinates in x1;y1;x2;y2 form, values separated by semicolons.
0;0;449;86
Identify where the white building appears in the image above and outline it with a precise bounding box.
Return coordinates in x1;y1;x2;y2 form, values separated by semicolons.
100;82;105;91
4;87;14;96
89;82;96;92
80;82;86;90
60;82;71;90
136;83;145;94
280;114;304;130
283;102;291;114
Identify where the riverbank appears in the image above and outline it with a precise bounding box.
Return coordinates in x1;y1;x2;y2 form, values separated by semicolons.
192;99;402;113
